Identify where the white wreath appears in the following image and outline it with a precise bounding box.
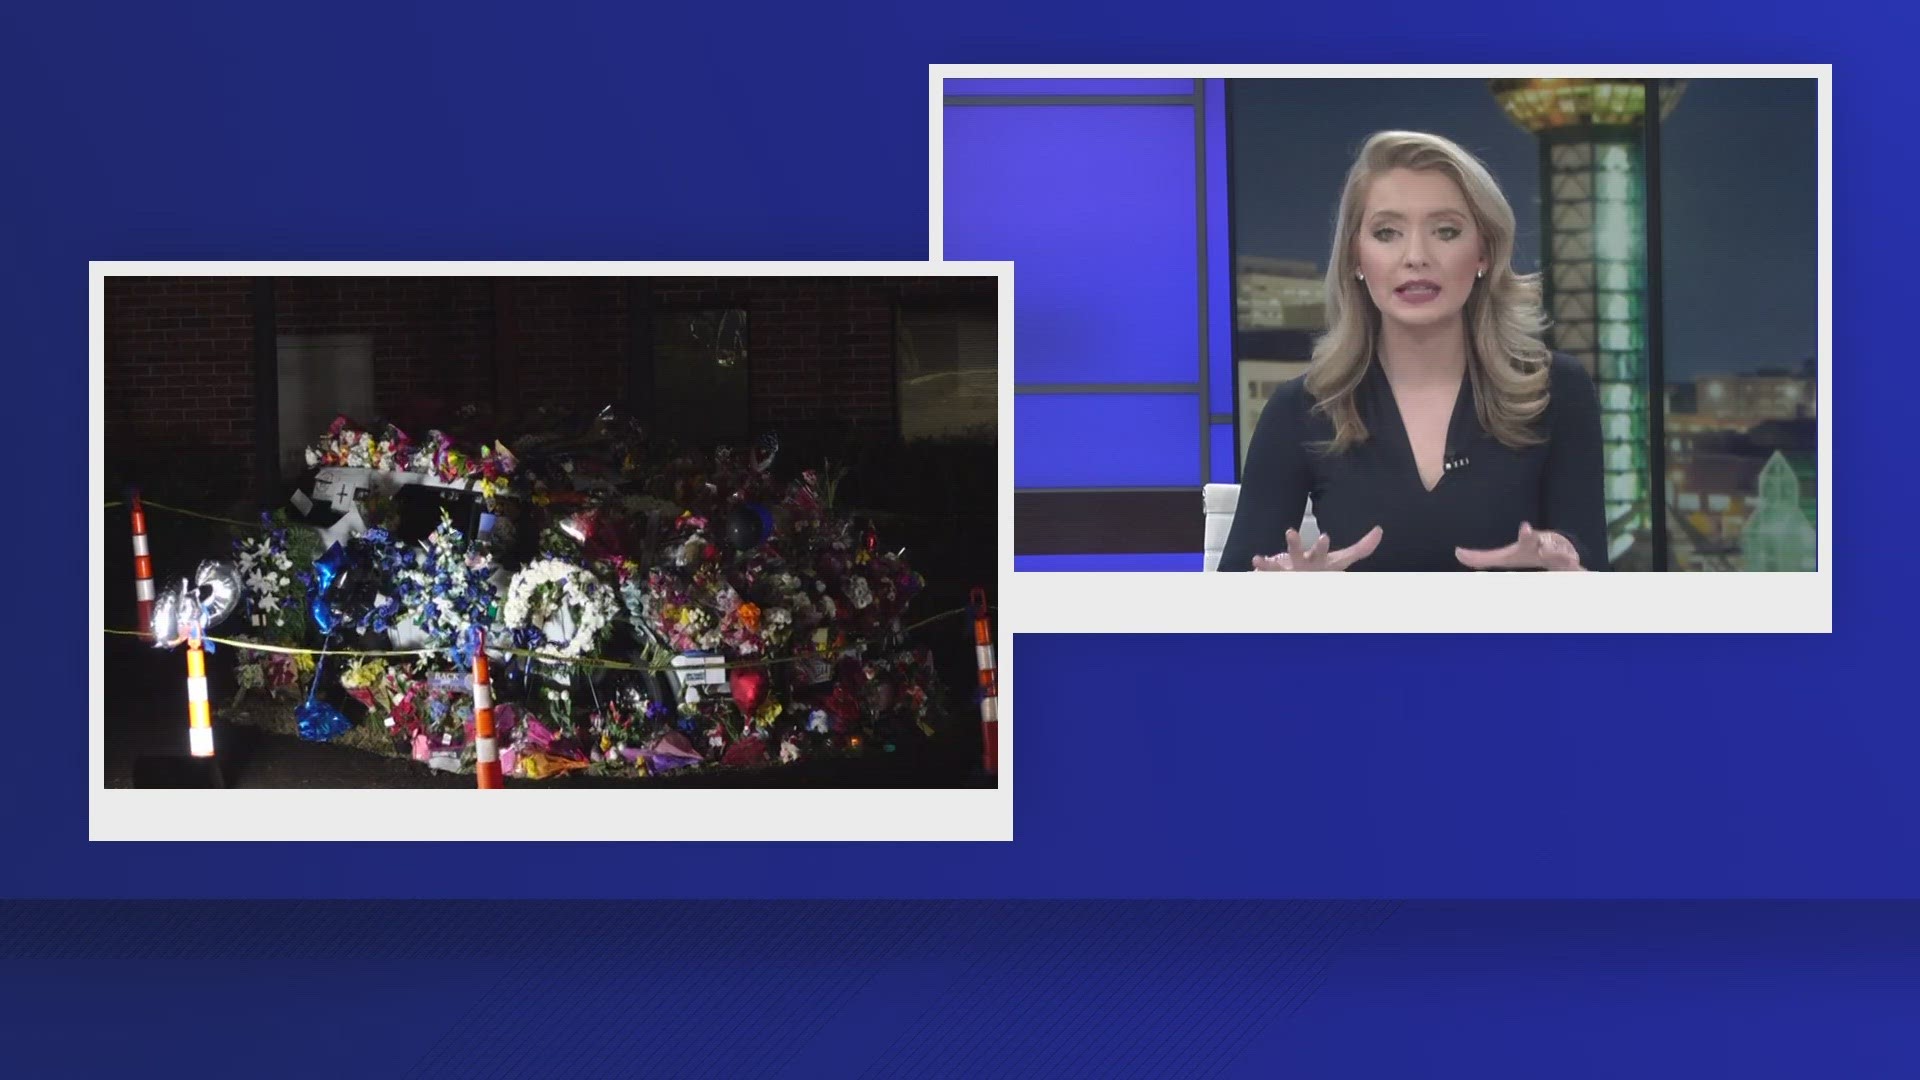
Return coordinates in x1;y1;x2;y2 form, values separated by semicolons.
502;559;618;659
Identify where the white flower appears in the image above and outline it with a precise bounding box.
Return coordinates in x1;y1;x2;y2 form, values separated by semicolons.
847;577;873;610
675;536;703;567
502;559;617;659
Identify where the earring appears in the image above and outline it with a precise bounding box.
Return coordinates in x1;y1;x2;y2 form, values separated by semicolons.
1476;269;1485;279
1355;271;1365;282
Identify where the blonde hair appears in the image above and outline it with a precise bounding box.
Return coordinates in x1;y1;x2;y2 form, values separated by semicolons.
1305;130;1551;451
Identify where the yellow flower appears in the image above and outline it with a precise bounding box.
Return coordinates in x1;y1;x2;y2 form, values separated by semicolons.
754;701;783;729
340;657;388;689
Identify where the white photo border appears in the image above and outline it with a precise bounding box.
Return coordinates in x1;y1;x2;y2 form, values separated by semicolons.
90;260;1016;841
933;63;1832;634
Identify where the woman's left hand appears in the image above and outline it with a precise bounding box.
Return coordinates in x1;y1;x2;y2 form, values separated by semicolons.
1455;522;1585;571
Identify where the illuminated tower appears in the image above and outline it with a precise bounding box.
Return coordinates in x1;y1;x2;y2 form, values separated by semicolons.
1491;78;1683;569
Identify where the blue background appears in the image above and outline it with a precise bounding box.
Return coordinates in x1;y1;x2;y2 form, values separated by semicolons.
0;0;1896;899
947;82;1232;504
8;0;1912;1073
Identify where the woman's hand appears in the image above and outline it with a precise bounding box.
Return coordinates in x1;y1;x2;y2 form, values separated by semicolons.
1251;526;1383;571
1455;522;1585;571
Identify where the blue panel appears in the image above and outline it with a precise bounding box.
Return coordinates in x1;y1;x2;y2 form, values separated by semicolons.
1015;393;1200;488
1211;421;1237;483
946;78;1195;97
945;105;1199;385
1205;79;1236;416
1016;553;1203;571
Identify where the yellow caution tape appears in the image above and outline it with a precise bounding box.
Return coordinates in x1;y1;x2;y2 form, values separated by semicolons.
104;605;977;673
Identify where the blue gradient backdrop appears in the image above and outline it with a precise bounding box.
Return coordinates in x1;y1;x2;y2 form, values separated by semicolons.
7;0;1912;1074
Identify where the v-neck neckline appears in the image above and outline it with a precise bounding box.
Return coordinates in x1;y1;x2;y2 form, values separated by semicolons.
1370;359;1473;495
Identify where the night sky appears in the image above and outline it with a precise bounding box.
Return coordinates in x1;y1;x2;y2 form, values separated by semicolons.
1230;78;1817;380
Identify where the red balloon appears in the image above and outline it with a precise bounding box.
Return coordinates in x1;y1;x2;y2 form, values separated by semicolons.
730;665;768;716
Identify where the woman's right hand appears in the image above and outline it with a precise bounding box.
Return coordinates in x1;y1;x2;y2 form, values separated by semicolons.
1250;526;1383;571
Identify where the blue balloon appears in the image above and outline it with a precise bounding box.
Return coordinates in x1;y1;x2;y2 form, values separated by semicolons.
309;595;338;636
313;542;348;591
307;543;349;635
295;699;352;742
306;542;358;635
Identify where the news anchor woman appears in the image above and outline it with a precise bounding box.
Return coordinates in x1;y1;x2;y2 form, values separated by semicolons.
1219;130;1607;572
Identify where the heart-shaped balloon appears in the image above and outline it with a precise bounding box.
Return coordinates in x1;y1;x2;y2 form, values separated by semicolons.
193;559;242;630
729;665;768;716
296;699;353;742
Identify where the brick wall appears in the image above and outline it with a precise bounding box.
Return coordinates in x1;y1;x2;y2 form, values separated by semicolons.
103;276;258;499
104;275;997;503
508;277;630;417
275;277;494;433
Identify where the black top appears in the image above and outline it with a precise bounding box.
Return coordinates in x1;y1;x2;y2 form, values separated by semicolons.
1218;353;1608;571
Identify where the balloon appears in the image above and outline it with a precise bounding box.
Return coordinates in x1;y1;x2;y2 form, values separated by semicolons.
726;503;772;551
150;563;242;647
560;510;636;563
193;560;242;629
308;543;351;635
308;595;337;636
305;540;385;636
729;665;768;716
296;699;353;742
750;431;779;473
149;577;192;646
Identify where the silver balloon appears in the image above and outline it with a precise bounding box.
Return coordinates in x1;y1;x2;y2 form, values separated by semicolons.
194;559;243;630
149;577;193;647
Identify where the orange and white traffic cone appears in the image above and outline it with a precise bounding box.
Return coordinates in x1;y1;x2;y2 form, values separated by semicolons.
131;490;155;638
474;632;503;789
971;587;997;776
185;627;215;759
